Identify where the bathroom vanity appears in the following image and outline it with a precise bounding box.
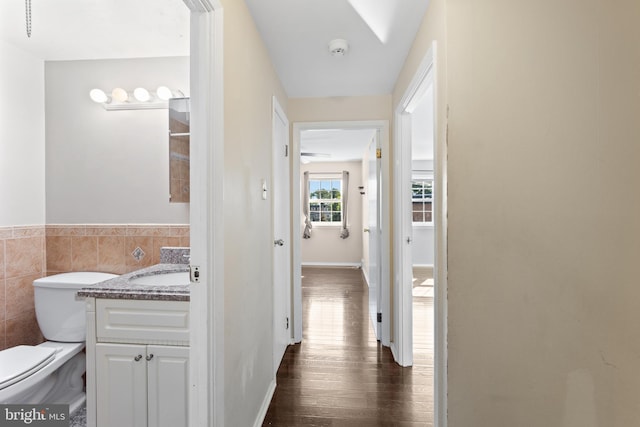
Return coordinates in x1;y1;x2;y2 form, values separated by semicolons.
78;264;191;427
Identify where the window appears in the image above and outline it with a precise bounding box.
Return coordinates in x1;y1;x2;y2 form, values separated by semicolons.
309;178;342;224
412;179;433;223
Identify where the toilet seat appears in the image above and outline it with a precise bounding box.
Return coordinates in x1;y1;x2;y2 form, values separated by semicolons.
0;345;56;390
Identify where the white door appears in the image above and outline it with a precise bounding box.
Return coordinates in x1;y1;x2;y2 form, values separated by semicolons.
272;96;291;374
147;345;190;427
96;343;147;427
368;136;381;339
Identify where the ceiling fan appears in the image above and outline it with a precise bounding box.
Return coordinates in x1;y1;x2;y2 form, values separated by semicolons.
300;151;330;164
300;152;330;158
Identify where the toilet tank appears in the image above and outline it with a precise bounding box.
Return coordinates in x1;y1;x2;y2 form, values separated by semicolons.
33;272;118;342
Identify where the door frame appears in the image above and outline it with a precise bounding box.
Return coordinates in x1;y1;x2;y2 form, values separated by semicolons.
393;42;448;427
292;120;390;347
271;95;292;376
367;133;383;340
186;1;225;426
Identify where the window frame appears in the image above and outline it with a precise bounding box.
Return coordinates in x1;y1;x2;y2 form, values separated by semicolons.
307;175;343;227
411;171;434;227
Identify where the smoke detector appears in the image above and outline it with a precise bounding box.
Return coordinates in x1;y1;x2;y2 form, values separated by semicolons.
329;39;349;56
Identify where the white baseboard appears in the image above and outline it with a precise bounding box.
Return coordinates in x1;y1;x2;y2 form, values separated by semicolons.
253;379;276;427
301;262;362;268
390;342;399;363
413;264;434;269
362;266;370;288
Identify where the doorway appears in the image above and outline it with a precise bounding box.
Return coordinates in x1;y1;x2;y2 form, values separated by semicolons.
292;121;390;347
393;42;447;426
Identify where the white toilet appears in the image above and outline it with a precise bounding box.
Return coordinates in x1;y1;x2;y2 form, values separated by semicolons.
0;272;116;413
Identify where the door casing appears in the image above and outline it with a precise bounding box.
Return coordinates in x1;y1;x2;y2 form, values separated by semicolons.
393;41;448;427
186;1;225;426
271;95;292;375
291;120;390;347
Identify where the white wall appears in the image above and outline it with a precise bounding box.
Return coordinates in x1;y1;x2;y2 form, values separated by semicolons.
301;161;363;265
44;57;189;224
0;40;45;226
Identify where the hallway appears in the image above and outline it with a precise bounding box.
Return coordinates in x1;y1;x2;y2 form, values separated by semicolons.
263;266;433;426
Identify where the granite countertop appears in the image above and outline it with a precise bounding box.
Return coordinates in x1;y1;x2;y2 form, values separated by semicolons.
77;263;190;301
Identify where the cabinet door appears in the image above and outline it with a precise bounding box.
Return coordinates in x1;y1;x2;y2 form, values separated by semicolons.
147;345;190;427
96;343;148;427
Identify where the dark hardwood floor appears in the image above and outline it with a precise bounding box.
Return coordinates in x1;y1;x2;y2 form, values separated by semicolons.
263;266;434;426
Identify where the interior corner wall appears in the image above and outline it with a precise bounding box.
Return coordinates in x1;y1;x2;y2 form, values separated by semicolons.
301;161;363;266
445;0;640;426
44;57;190;224
220;0;289;425
0;40;45;227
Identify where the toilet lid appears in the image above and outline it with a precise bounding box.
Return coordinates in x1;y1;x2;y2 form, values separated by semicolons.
0;345;56;390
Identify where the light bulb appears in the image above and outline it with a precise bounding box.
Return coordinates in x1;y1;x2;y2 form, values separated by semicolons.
133;87;150;102
89;89;109;103
156;86;173;101
111;88;128;102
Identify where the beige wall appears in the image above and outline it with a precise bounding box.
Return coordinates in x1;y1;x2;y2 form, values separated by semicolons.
301;161;363;265
288;95;391;123
221;0;288;424
443;0;640;425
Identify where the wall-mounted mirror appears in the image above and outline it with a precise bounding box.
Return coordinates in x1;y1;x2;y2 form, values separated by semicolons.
169;97;190;203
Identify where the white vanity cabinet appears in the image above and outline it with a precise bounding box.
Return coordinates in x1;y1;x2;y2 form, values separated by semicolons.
85;298;190;427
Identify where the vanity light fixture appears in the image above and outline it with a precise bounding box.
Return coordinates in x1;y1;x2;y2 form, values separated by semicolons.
111;88;128;102
89;89;109;104
133;87;151;102
89;86;184;111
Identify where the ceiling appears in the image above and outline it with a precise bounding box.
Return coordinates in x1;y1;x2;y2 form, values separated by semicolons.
244;0;431;98
0;0;431;163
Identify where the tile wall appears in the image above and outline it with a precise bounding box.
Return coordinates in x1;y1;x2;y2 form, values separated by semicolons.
0;226;46;351
46;224;190;275
0;224;189;351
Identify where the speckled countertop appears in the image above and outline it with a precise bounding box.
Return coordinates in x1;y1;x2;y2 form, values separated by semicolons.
77;263;190;301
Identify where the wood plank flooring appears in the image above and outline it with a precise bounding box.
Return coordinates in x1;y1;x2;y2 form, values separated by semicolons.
263;266;434;426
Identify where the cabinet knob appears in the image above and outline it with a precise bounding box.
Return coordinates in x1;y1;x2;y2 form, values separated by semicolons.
146;354;154;361
134;355;143;362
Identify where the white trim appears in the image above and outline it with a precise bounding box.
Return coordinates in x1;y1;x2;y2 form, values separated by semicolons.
271;94;291;375
301;262;362;268
393;41;448;427
186;1;224;426
253;380;277;427
292;120;390;347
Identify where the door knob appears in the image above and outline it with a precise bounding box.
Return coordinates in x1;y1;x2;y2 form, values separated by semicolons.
146;354;154;361
274;239;285;246
134;355;142;362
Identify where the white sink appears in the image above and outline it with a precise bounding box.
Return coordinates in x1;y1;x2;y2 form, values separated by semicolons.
129;271;190;286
